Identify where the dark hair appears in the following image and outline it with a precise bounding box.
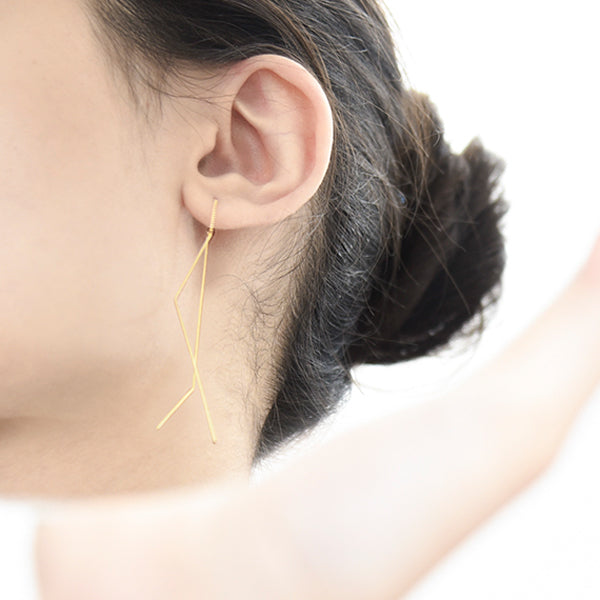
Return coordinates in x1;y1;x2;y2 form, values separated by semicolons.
85;0;508;465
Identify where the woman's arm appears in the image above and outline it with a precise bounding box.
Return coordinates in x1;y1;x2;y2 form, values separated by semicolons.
37;237;600;600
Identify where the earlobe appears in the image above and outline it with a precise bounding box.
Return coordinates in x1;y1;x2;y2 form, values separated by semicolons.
182;54;333;230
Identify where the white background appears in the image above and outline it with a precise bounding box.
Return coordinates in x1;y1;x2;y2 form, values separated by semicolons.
258;1;600;597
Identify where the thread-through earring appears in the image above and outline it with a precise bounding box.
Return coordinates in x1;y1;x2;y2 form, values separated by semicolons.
156;198;218;443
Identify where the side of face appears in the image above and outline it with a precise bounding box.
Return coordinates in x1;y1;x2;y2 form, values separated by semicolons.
0;0;334;427
0;0;187;414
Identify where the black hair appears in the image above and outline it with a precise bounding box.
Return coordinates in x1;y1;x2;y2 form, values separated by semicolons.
85;0;508;465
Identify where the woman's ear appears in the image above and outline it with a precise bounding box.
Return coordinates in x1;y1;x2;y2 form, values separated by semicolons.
180;54;333;230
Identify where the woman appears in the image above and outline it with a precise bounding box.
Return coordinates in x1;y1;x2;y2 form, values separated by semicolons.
1;0;505;496
2;0;598;597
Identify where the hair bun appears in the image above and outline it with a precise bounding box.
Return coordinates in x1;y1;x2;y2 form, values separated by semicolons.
347;91;508;365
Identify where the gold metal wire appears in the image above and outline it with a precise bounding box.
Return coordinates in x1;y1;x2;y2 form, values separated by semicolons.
156;199;219;443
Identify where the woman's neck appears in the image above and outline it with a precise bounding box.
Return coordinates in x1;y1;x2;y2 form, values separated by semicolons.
0;375;255;499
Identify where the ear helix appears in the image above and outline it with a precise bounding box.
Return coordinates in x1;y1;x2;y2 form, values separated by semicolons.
156;198;219;443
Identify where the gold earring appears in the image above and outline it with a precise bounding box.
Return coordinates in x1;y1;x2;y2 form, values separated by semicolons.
156;199;218;443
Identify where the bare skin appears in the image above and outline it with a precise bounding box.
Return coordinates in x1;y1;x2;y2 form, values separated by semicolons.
37;234;600;599
0;0;332;497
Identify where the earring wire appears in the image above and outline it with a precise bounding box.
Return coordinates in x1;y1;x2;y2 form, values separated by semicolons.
156;199;218;443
